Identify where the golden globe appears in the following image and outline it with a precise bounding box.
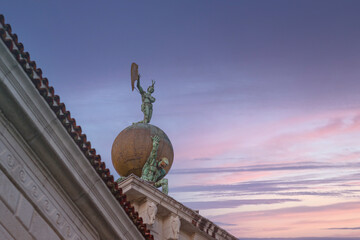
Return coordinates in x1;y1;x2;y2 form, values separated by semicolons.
111;123;174;177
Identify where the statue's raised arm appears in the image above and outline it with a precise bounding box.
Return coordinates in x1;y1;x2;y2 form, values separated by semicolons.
131;62;156;124
136;74;145;94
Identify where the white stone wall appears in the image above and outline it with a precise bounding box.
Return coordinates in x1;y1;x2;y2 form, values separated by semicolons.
0;170;60;240
0;106;144;240
0;114;97;240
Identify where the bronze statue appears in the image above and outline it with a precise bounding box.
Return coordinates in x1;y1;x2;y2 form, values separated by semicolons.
131;63;156;124
119;63;170;194
141;135;169;194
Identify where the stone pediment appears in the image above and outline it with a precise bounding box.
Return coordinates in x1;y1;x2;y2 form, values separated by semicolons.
118;175;238;240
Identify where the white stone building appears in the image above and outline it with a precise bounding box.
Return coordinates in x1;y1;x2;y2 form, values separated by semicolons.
0;15;238;240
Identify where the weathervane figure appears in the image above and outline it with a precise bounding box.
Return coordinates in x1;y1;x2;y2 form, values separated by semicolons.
131;63;156;124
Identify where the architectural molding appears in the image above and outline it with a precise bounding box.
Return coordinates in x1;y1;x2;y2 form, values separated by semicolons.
119;175;238;240
0;113;91;239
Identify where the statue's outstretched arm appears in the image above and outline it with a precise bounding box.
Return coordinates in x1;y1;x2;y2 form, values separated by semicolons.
144;135;160;166
150;135;160;154
137;74;145;94
141;135;160;179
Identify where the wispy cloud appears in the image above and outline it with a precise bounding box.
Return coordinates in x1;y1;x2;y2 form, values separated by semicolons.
171;180;305;193
171;161;360;175
213;221;237;227
171;171;360;194
211;201;360;237
182;198;301;210
328;227;360;230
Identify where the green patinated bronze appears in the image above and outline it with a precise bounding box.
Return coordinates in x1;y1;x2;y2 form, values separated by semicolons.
136;74;155;124
127;63;170;194
141;135;169;194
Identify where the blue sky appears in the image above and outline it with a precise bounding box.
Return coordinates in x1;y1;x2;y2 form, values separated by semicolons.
3;0;360;238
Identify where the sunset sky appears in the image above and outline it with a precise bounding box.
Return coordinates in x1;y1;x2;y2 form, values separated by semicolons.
3;1;360;239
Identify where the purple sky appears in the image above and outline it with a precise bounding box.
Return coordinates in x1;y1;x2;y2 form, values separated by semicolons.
3;0;360;238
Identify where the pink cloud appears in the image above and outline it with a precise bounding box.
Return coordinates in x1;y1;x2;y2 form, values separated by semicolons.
173;108;360;169
211;201;360;238
265;115;360;148
191;171;273;186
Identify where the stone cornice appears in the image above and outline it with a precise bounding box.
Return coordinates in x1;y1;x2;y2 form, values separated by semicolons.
119;175;238;240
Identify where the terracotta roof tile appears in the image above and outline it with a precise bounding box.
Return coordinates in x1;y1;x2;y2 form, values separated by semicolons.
0;14;153;240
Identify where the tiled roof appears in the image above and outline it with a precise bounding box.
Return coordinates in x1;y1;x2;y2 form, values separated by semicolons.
0;14;153;240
